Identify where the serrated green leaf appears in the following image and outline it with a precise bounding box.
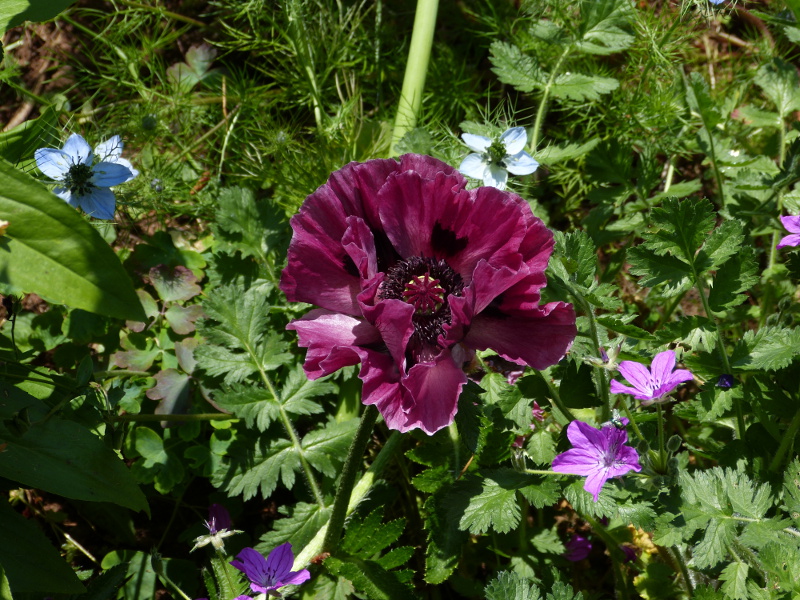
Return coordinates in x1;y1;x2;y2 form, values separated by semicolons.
627;246;693;294
697;220;746;273
481;372;534;430
645;197;716;262
489;42;545;93
258;502;332;552
685;72;723;131
754;58;800;118
212;186;283;262
341;510;405;557
0;0;77;34
455;381;489;454
708;247;759;312
554;230;597;288
781;459;800;528
558;359;600;408
325;557;417;600
596;315;653;340
731;326;800;371
546;580;585;600
536;139;600;165
575;0;634;56
719;562;749;600
412;464;453;493
525;429;556;466
424;487;468;584
551;72;618;101
484;571;541;600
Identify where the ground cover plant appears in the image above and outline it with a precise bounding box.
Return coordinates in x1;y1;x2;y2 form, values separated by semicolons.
1;0;800;598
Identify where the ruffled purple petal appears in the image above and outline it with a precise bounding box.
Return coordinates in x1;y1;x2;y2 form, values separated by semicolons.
287;310;382;378
399;349;467;434
342;216;378;281
360;298;415;372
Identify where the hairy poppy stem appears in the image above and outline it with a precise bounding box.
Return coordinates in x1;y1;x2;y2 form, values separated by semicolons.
322;404;380;554
390;0;439;154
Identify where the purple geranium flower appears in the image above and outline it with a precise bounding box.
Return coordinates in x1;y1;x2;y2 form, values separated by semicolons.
609;350;693;406
230;545;310;596
777;215;800;249
551;419;642;501
280;155;576;434
564;535;592;561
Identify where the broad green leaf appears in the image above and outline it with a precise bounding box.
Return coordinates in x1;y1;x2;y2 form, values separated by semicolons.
697;220;746;273
454;381;489;455
553;230;597;289
546;580;585;600
0;500;85;594
325;557;416;600
489;42;545;93
575;0;635;56
212;186;284;263
535;139;600;165
558;359;601;408
341;510;406;557
550;72;618;101
708;247;758;312
0;158;145;321
685;72;723;131
596;315;654;340
627;247;693;294
644;197;716;262
731;326;800;371
781;459;800;529
130;426;185;494
258;502;332;553
0;418;147;512
0;0;77;34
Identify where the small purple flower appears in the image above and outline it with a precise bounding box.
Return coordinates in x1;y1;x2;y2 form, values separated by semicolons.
777;216;800;249
609;350;693;406
716;374;734;389
191;504;241;552
551;419;642;501
281;155;576;434
231;545;311;596
564;535;592;561
620;545;638;563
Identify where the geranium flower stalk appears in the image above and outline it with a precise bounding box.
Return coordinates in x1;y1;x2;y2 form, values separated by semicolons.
281;154;576;435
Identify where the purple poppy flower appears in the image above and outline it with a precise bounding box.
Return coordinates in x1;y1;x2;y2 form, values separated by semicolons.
564;535;592;561
191;504;241;552
609;350;693;406
280;155;576;434
551;419;642;501
777;215;800;249
230;545;310;595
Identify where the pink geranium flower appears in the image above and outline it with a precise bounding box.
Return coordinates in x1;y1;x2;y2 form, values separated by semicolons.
280;154;576;434
551;419;641;501
777;215;800;249
610;350;693;407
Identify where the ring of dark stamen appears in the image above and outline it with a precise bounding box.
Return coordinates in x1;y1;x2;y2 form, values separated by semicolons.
379;256;463;347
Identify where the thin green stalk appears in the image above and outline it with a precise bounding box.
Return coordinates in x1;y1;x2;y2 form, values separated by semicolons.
542;376;577;424
115;0;207;27
110;413;235;422
761;121;788;327
656;404;667;473
322;405;380;554
390;0;439;154
583;514;630;600
769;408;800;473
529;45;571;153
523;468;570;477
694;276;744;439
668;546;695;597
286;0;324;129
620;402;646;445
576;295;611;421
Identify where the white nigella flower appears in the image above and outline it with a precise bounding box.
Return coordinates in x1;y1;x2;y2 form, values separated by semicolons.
458;126;539;190
34;133;139;220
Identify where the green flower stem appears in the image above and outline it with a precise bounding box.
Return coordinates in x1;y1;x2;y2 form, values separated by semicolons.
620;402;646;445
769;408;800;473
575;294;611;421
110;413;236;422
760;119;788;327
666;546;695;597
656;404;667;473
694;276;744;439
522;469;569;477
390;0;439;155
322;405;380;554
529;45;571;153
542;376;577;424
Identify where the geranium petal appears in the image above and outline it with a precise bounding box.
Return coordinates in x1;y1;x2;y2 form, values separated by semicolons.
500;127;528;155
649;350;676;384
566;419;608;450
400;350;467;434
62;133;92;164
582;467;611;501
79;188;117;220
459;153;489;180
777;233;800;249
265;543;294;580
91;162;135;187
34;148;72;180
551;449;601;476
780;215;800;234
616;360;652;392
483;164;508;189
610;380;642;396
505;152;539;175
279;569;311;587
461;133;492;153
464;300;576;370
286;309;381;378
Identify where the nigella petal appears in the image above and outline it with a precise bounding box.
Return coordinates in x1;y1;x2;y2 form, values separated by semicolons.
80;188;117;220
62;133;92;164
483;164;508;189
400;349;467;435
464;301;576;370
505;152;539;176
459;153;489;180
461;133;492;153
34;148;72;180
286;310;382;379
92;161;136;187
94;135;123;161
500;127;528;155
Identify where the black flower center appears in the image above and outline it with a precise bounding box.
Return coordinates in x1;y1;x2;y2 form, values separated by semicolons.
379;256;463;348
63;163;95;197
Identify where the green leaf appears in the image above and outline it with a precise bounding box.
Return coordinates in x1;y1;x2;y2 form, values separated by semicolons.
0;158;145;321
643;197;716;262
707;247;758;312
0;0;77;34
685;72;724;131
535;139;600;165
697;220;746;273
258;502;332;553
489;42;545;93
130;426;185;494
484;571;541;600
341;510;407;558
481;372;534;430
627;247;693;294
550;72;618;101
325;557;416;600
575;0;635;55
553;230;597;289
731;326;800;371
558;359;601;408
0;106;60;164
596;315;653;340
212;186;283;262
754;58;800;118
0;499;85;595
781;459;800;528
0;418;147;512
455;381;489;455
424;487;468;584
149;265;201;303
719;562;749;600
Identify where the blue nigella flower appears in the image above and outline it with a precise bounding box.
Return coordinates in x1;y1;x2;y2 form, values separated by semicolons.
458;126;539;190
35;133;138;220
